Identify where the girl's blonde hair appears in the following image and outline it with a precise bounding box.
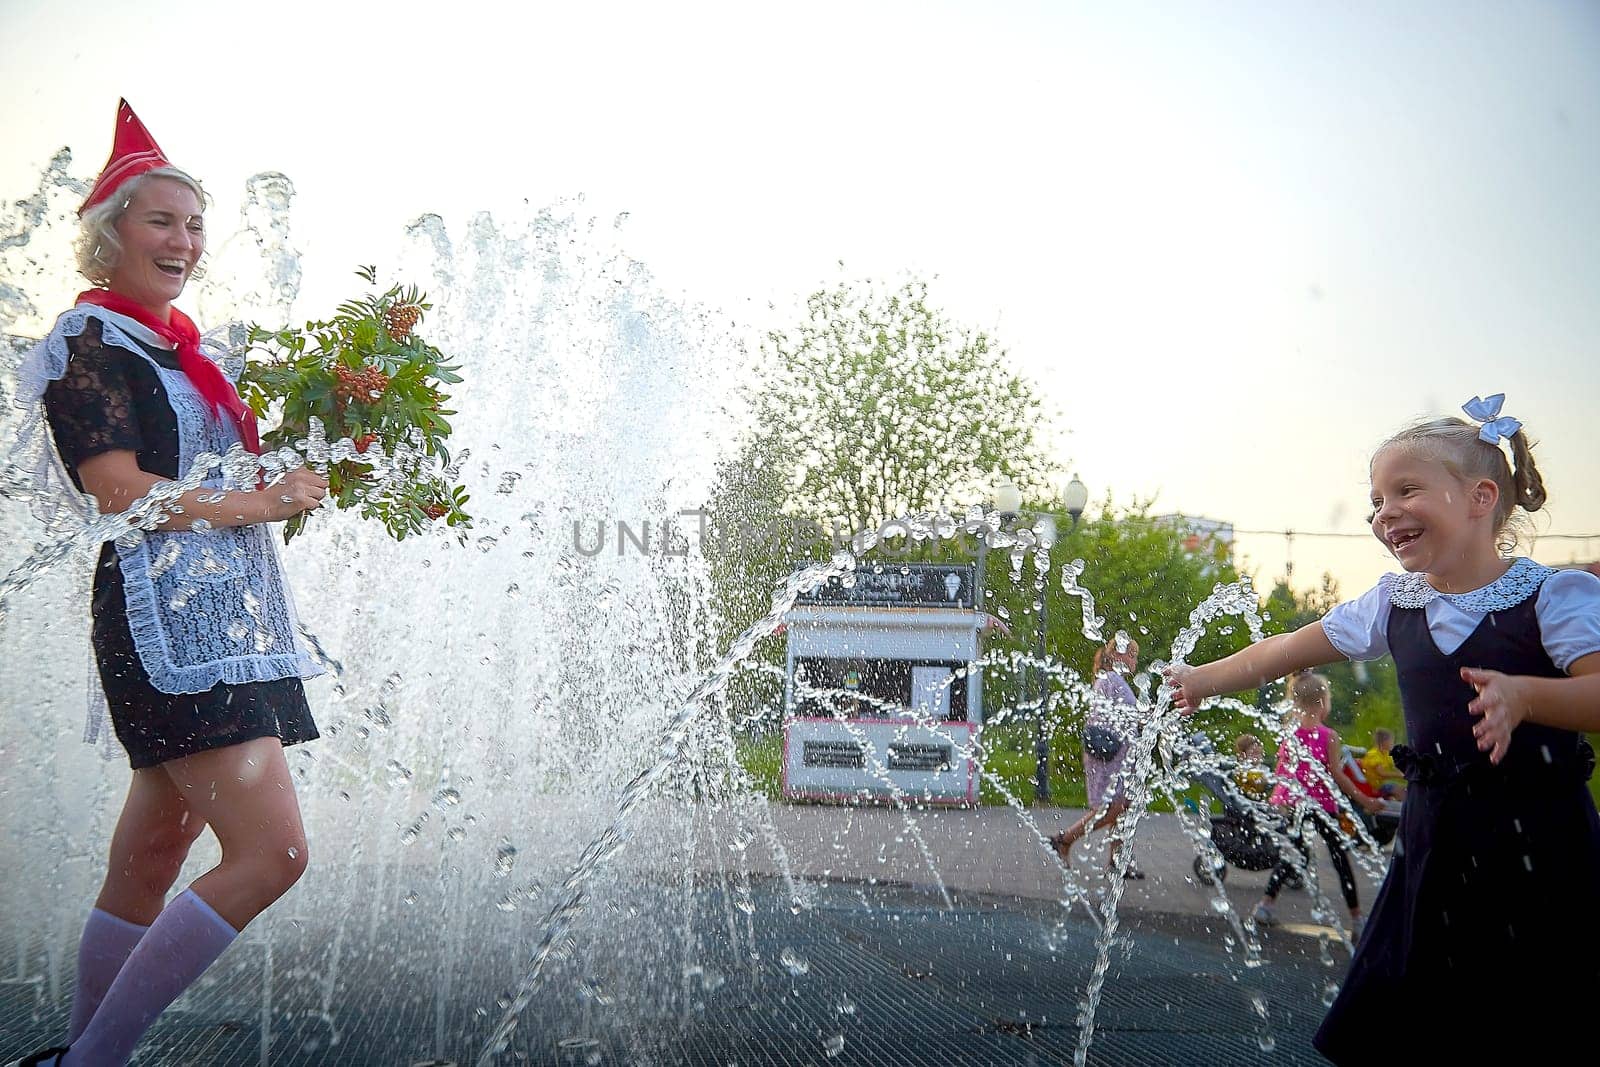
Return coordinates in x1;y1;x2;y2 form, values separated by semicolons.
1092;632;1139;675
75;167;208;287
1289;670;1330;706
1376;417;1547;550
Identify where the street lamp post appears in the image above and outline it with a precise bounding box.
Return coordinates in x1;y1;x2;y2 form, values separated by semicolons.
1032;511;1057;803
1063;474;1088;530
1032;474;1087;805
983;477;1096;805
975;478;1022;726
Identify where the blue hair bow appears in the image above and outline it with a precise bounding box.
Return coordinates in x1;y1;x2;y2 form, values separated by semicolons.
1462;394;1522;445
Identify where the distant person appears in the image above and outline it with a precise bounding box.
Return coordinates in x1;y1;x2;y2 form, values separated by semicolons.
1164;397;1600;1063
1232;733;1272;801
1357;727;1406;800
1051;634;1146;879
1249;673;1381;933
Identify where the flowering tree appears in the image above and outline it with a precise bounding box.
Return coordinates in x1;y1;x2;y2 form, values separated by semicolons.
748;277;1051;537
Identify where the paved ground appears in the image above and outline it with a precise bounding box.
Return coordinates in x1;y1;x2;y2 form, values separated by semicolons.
1;806;1369;1065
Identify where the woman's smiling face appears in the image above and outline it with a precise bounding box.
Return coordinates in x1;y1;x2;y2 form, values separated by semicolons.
107;176;204;319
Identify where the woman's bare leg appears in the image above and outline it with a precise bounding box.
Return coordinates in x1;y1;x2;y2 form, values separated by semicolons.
1052;797;1129;863
159;736;308;929
94;768;210;925
63;738;308;1065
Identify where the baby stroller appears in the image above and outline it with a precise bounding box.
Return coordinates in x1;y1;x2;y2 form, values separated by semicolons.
1189;760;1296;887
1178;731;1294;886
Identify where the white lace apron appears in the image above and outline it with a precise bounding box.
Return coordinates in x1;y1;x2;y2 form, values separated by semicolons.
12;306;322;746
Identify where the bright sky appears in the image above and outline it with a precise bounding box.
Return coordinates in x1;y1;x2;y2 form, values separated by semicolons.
3;0;1597;598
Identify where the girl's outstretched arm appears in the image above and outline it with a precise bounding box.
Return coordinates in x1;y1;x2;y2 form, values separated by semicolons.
1465;652;1600;764
1166;621;1344;713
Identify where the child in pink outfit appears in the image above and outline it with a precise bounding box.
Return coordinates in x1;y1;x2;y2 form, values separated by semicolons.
1253;673;1383;931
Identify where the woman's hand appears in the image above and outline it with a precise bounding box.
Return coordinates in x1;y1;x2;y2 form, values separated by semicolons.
1356;794;1384;816
1462;666;1530;765
262;468;328;522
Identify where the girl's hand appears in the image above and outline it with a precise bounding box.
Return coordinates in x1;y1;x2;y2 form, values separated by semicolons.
1163;664;1201;716
1462;666;1530;765
1358;794;1384;815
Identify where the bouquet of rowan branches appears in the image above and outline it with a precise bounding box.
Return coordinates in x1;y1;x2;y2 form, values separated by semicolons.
240;266;471;542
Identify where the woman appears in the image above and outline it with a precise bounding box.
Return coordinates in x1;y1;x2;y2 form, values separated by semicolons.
12;101;327;1067
1050;633;1146;879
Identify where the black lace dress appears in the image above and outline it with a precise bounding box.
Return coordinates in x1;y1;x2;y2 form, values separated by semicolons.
42;318;318;769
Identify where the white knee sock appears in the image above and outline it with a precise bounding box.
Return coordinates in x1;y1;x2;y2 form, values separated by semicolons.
62;889;237;1066
67;908;150;1042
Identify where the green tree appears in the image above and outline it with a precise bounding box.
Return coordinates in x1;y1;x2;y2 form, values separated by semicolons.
699;432;805;732
750;276;1051;536
702;276;1056;732
974;498;1261;803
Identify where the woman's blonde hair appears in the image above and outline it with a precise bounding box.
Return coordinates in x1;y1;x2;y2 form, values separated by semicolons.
1376;416;1547;551
75;167;207;287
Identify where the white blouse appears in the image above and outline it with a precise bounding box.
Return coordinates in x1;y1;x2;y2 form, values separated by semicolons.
1321;557;1600;673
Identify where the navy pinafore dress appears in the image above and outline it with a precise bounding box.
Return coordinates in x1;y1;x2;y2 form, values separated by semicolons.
1315;573;1600;1062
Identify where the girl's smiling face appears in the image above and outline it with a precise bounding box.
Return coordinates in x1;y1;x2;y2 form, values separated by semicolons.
1368;445;1497;575
107;176;204;319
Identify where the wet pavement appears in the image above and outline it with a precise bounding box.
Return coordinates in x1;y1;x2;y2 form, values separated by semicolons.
1;818;1354;1067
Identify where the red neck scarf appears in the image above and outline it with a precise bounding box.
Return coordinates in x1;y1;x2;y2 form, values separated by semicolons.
76;289;260;454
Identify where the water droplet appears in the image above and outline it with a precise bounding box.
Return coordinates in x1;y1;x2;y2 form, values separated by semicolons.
286;846;298;859
824;1033;845;1058
835;994;856;1016
575;978;614;1006
402;890;418;905
779;948;809;976
446;826;467;842
432;787;462;809
494;842;518;877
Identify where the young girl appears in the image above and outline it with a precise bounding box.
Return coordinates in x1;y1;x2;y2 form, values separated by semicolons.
1250;672;1382;934
11;103;327;1067
1166;398;1600;1064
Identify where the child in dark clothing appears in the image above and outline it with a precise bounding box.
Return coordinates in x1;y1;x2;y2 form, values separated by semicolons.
1165;397;1600;1064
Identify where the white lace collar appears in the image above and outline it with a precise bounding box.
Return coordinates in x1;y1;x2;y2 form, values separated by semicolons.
1388;556;1556;612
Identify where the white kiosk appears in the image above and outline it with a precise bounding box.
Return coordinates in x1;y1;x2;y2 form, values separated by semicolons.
781;564;985;805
